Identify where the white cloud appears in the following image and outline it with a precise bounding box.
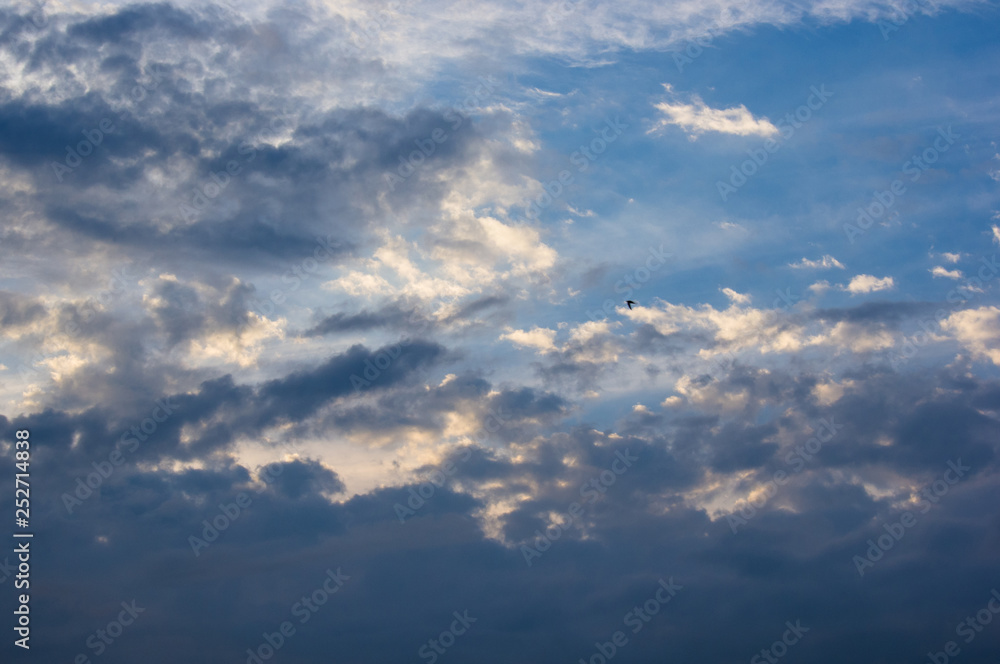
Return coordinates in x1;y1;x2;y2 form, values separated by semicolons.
811;321;894;353
720;288;752;305
789;255;845;270
500;326;558;353
649;85;778;139
673;369;761;412
812;378;855;406
845;274;895;294
931;266;963;280
941;306;1000;365
322;271;394;297
188;314;286;369
630;299;798;356
941;252;962;263
992;224;1000;245
568;319;618;344
809;280;832;294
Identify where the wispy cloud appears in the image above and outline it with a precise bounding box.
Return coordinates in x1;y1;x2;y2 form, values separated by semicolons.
721;287;752;305
789;255;845;269
931;266;963;279
649;84;778;139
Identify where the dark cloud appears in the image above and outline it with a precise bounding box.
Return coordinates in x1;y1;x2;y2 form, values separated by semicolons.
262;458;346;500
303;302;423;336
810;300;938;325
0;290;46;329
66;3;210;43
1;353;1000;663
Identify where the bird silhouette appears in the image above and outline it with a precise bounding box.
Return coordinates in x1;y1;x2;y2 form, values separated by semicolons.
626;300;637;310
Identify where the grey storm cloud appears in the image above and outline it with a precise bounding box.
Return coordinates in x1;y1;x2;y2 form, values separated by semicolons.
0;290;46;329
0;339;448;473
2;362;996;663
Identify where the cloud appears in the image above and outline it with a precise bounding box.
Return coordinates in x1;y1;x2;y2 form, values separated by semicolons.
303;302;427;337
844;274;895;294
0;290;47;329
940;306;1000;365
720;287;752;305
649;85;778;139
790;255;845;269
809;280;832;294
931;266;963;280
815;320;895;353
500;326;558;353
1;3;999;663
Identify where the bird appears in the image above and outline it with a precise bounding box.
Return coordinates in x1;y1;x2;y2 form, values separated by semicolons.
626;300;637;310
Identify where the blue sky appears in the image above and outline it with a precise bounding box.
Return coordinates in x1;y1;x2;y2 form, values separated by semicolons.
1;0;1000;662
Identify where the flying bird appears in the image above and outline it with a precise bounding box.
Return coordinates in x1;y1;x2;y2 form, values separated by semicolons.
626;300;637;310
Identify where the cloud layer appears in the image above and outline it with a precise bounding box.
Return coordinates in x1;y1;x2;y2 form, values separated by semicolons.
1;1;1000;663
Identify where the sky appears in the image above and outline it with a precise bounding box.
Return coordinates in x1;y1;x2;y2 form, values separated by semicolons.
1;0;1000;662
